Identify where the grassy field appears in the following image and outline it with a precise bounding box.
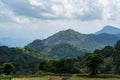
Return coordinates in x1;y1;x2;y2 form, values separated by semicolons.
13;76;49;80
12;75;120;80
69;77;120;80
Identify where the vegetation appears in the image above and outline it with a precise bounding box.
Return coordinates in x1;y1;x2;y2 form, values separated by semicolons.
27;39;51;54
43;29;120;52
84;54;104;75
0;46;44;75
112;40;120;74
0;39;120;79
48;43;84;58
39;58;80;73
12;75;120;80
2;63;15;75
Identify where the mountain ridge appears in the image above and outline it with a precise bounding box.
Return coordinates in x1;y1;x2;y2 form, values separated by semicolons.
43;29;103;52
28;26;120;56
95;25;120;34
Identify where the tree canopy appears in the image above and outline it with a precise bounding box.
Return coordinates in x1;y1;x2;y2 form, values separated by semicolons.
84;54;104;75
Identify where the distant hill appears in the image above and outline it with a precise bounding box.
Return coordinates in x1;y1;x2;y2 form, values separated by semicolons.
115;34;120;38
48;43;84;59
95;25;120;34
87;33;120;46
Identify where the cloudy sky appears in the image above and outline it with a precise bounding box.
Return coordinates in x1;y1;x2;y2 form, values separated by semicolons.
0;0;120;39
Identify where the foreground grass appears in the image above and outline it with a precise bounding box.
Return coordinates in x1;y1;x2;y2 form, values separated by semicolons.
13;76;49;80
69;77;120;80
70;74;120;80
13;76;120;80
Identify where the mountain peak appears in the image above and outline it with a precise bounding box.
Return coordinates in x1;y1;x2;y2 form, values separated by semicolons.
65;29;75;32
103;25;118;29
96;25;120;34
61;29;79;34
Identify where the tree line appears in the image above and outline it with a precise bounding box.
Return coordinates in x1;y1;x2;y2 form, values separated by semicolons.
0;40;120;77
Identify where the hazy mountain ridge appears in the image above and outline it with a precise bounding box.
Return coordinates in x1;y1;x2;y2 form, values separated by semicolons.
115;33;120;38
95;25;120;34
1;25;120;59
87;33;120;46
0;25;120;48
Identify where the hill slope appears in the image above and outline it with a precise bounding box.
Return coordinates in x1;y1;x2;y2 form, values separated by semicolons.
43;29;103;52
87;33;120;46
95;25;120;34
27;39;51;54
48;43;84;58
0;46;45;73
28;28;120;56
115;34;120;38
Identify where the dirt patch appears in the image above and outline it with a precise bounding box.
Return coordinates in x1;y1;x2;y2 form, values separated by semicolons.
50;74;72;77
61;77;70;80
49;74;71;80
49;76;62;80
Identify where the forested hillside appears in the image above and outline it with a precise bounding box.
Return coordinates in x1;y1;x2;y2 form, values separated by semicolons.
28;28;120;54
0;46;45;75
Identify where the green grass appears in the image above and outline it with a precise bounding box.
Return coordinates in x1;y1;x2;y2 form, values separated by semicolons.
69;76;120;80
10;74;120;80
13;76;49;80
12;77;120;80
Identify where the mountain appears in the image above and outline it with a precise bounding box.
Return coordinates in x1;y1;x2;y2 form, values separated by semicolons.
87;33;120;46
48;43;84;59
115;34;120;38
28;28;120;56
43;29;103;52
95;25;120;34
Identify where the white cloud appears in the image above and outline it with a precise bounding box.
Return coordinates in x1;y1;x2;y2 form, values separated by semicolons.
12;16;31;24
29;0;46;9
0;0;31;23
0;0;120;21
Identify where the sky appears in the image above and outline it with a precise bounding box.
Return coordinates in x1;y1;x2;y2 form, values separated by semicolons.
0;0;120;40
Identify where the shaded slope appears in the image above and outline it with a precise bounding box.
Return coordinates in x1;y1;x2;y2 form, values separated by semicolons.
48;43;84;59
27;39;51;53
87;33;120;46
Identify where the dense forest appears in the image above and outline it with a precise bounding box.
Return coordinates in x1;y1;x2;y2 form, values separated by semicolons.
0;40;120;76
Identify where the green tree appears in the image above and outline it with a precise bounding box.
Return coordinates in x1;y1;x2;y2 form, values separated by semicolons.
112;40;120;74
2;63;15;75
84;54;104;75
